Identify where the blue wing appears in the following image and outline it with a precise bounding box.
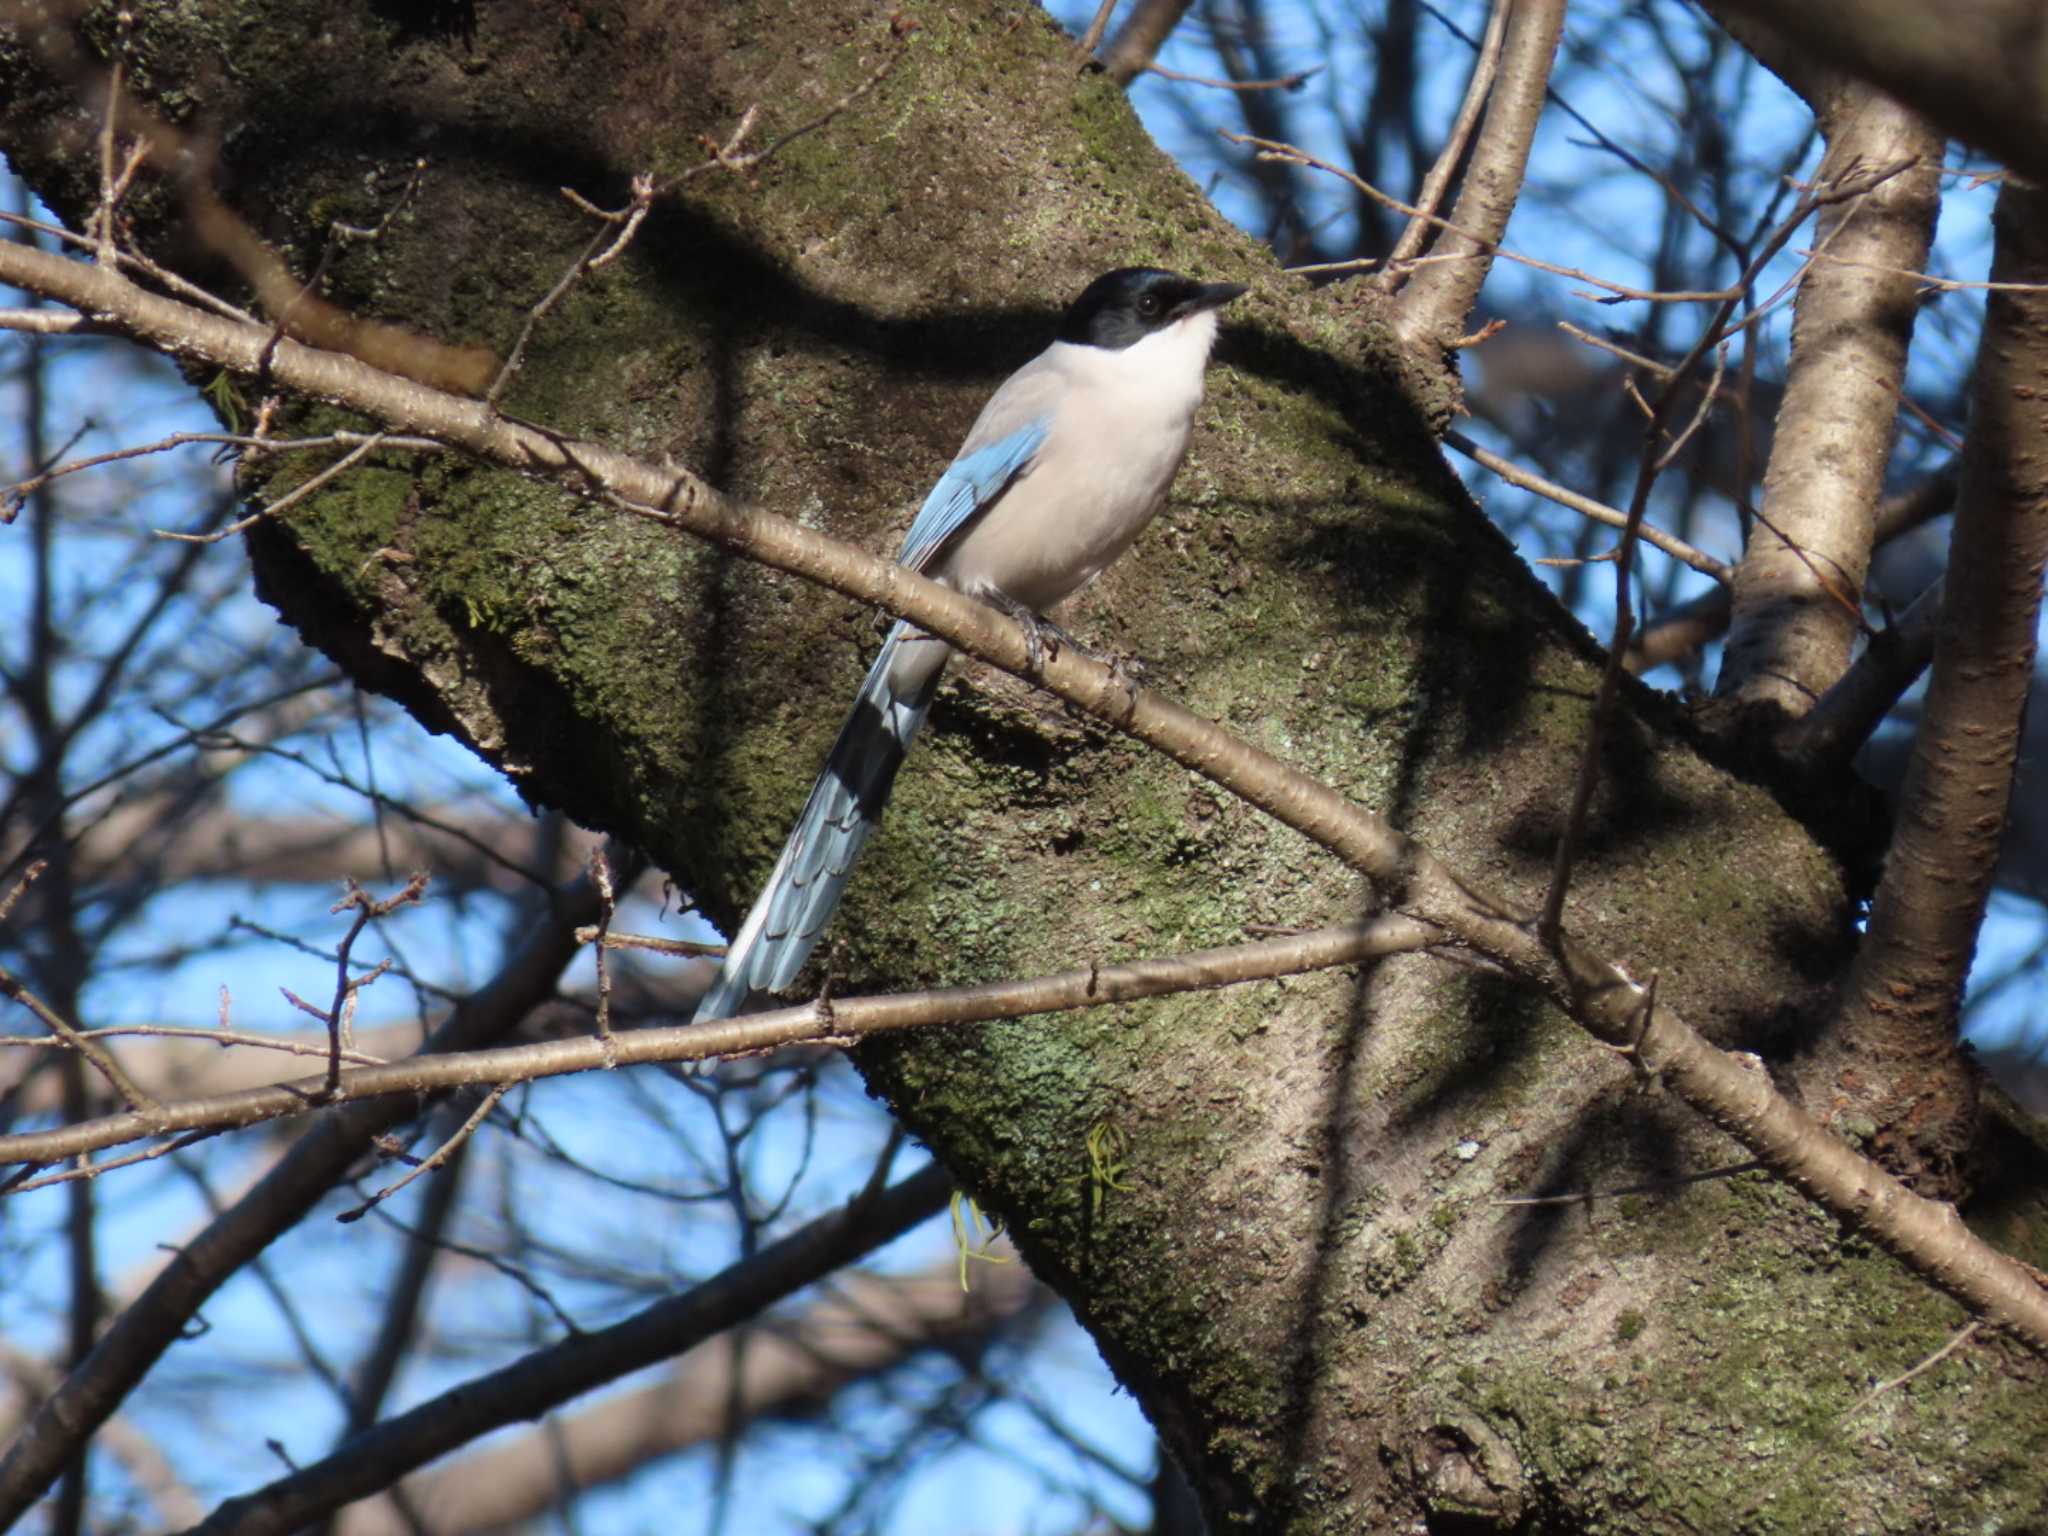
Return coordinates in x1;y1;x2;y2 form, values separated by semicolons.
895;419;1049;572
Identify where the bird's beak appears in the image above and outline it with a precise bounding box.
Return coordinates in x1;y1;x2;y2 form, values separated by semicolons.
1178;281;1249;319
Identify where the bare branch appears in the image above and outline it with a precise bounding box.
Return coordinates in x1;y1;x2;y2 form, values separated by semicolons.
0;307;84;334
489;176;657;409
317;875;430;1097
1379;0;1511;284
335;1084;505;1224
0;859;44;927
1144;61;1318;92
0;951;162;1120
3;431;438;521
158;433;397;544
183;1163;958;1536
1077;0;1120;58
587;846;620;1065
1779;575;1942;774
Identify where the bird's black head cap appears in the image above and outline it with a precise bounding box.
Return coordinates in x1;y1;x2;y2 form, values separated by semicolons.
1056;267;1249;349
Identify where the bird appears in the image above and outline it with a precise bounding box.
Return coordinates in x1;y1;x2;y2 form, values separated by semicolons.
691;267;1248;1023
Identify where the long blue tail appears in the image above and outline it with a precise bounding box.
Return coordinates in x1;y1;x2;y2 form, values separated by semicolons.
692;622;947;1022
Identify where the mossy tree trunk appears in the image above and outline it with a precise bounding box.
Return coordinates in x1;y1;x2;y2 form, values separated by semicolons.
5;0;2046;1528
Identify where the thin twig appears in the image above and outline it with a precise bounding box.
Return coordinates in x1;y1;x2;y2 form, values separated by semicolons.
0;1129;220;1198
5;430;437;519
1443;429;1731;581
490;175;658;409
319;876;430;1097
1851;1321;1982;1417
489;41;903;409
588;847;619;1068
1738;1320;1982;1521
1802;247;2048;296
336;1085;507;1223
1144;61;1320;91
0;860;46;926
571;928;727;959
1556;321;1675;379
157;433;395;543
678;43;906;183
0;960;162;1119
1492;1160;1762;1206
251;162;428;386
1876;374;1965;453
91;40;126;265
0;1023;392;1068
1653;342;1728;473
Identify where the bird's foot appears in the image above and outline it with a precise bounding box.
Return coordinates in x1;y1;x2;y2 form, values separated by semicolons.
983;595;1146;704
984;593;1062;674
1105;651;1147;709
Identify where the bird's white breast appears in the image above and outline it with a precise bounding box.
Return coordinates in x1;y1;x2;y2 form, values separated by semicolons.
936;308;1222;612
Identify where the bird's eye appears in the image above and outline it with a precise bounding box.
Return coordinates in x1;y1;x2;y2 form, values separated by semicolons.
1137;293;1162;318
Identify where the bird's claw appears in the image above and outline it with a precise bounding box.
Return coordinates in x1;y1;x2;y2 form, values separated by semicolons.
990;596;1144;701
1021;614;1049;674
1108;652;1146;707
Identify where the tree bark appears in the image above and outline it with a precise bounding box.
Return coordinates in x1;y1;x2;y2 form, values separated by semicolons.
4;1;2047;1528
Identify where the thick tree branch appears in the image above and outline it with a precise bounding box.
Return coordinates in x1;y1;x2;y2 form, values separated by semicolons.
1720;90;1941;720
1780;574;1942;775
1818;179;2048;1181
1716;85;1942;715
1697;0;2048;182
0;1344;202;1529
1100;0;1194;84
1390;0;1565;353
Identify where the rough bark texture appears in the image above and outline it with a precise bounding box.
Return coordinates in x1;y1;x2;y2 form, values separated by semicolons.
5;2;2048;1530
